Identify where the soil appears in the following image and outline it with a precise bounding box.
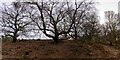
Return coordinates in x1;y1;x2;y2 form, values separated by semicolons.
2;40;120;58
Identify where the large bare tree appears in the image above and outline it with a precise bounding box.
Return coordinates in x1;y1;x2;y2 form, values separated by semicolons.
25;0;97;43
27;2;73;43
26;2;74;44
0;2;32;42
67;0;97;40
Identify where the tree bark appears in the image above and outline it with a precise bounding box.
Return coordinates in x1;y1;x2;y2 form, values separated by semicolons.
13;36;17;42
74;27;77;40
53;36;59;44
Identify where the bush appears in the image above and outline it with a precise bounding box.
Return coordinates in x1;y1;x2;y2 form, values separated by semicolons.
2;36;13;42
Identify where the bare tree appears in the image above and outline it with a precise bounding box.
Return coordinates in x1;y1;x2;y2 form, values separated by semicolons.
26;2;74;44
65;0;97;40
0;2;32;42
82;12;101;41
104;11;119;45
25;0;97;43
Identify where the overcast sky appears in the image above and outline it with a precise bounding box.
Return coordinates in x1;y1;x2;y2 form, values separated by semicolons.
96;0;119;24
0;0;119;24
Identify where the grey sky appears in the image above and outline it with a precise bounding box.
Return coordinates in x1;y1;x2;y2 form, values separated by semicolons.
96;0;119;24
0;0;119;24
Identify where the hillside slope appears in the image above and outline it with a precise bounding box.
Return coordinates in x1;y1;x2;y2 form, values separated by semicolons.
2;40;120;58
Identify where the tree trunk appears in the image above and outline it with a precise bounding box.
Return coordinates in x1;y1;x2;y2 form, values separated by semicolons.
75;28;77;40
13;37;17;42
74;25;77;40
53;36;59;44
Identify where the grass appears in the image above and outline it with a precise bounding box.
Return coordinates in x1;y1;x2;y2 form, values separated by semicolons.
2;40;120;58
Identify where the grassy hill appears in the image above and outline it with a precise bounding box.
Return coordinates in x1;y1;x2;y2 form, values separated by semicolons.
2;40;120;58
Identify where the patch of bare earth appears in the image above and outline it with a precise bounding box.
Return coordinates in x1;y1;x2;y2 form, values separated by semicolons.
2;40;120;58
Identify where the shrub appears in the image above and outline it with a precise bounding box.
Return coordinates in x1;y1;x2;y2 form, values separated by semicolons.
2;36;13;42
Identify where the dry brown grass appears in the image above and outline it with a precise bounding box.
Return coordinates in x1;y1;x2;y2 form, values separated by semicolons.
2;40;120;58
